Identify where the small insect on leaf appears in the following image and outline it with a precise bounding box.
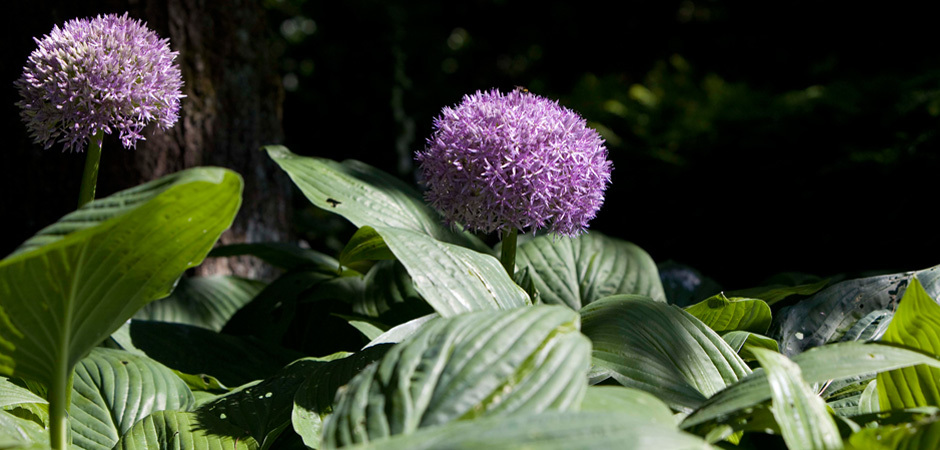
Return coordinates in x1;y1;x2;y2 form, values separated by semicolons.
326;198;341;207
514;85;529;93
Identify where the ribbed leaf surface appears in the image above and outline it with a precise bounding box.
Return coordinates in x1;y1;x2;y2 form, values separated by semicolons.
515;233;665;309
135;276;265;332
321;306;590;448
70;347;194;450
684;294;772;334
114;410;258;450
580;295;751;413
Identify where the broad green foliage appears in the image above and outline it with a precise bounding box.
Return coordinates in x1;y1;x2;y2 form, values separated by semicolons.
70;348;195;450
579;385;676;426
515;232;666;309
264;145;487;252
339;226;395;267
581;295;751;413
877;277;940;409
684;293;772;334
722;331;780;361
846;411;940;449
114;410;259;450
135;276;266;332
750;347;842;450
321;306;590;448
0;167;241;385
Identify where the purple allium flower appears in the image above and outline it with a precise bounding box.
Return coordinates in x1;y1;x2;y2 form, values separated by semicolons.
15;12;183;151
416;88;613;236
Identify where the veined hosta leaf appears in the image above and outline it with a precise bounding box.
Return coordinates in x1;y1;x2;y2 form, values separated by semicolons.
580;295;751;413
858;379;879;414
372;226;531;317
772;265;940;356
0;168;241;387
70;347;194;450
579;385;676;426
682;341;940;430
0;377;46;410
264;145;486;252
722;331;779;361
877;277;940;409
329;411;711;450
357;260;430;322
846;411;940;450
135;275;265;332
364;313;439;348
0;409;48;449
684;293;772;334
291;346;392;449
340;226;395;268
114;410;258;450
515;232;665;310
749;347;842;450
321;306;590;448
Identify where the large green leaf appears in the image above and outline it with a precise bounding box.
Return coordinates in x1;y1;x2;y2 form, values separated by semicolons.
69;347;194;450
846;411;940;449
772;265;940;356
356;260;430;322
750;347;842;450
0;167;241;386
0;377;46;410
579;385;676;426
682;342;940;430
264;145;486;252
684;293;772;334
877;277;940;409
134;276;265;332
515;232;665;310
372;226;530;317
580;295;751;413
722;331;779;361
0;409;48;449
328;411;711;450
339;226;395;268
320;305;590;448
114;410;258;450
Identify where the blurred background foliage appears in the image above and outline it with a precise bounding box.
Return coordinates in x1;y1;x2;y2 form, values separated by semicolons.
263;0;939;287
6;0;938;288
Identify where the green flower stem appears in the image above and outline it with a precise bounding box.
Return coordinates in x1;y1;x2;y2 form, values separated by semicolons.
500;228;518;278
48;366;74;449
78;130;104;208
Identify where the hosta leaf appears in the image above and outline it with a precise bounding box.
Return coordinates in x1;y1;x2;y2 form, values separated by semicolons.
114;410;258;450
846;411;940;450
372;226;530;316
70;347;194;450
0;377;46;410
0;409;48;449
750;347;842;450
329;411;710;450
356;260;430;323
339;226;395;267
264;145;486;252
682;341;940;430
0;167;241;386
580;295;751;413
858;379;879;414
684;293;772;334
877;277;940;409
515;232;665;309
321;306;590;448
209;242;340;271
291;346;392;449
722;330;780;361
772;265;940;356
579;385;676;426
364;313;439;348
135;275;265;332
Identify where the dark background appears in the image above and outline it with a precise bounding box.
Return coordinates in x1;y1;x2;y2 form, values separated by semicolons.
4;0;939;289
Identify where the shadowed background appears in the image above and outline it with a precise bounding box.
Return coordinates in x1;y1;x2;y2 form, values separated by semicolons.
4;0;938;288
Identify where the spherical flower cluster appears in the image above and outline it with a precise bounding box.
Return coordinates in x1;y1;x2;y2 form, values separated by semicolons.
15;13;183;151
416;88;612;236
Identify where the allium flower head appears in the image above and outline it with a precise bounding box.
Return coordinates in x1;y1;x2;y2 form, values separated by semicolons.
15;12;183;151
417;88;613;236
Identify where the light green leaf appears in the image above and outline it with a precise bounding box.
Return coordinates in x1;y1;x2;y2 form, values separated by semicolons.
0;409;48;449
580;295;751;413
340;226;395;267
685;293;772;334
846;410;940;450
264;145;486;252
682;342;940;430
321;306;590;448
333;411;711;450
0;377;46;410
0;167;241;387
877;277;940;409
579;385;676;426
135;276;265;332
372;226;531;317
365;313;439;348
515;232;665;310
69;348;194;450
750;346;842;450
114;410;258;449
723;331;780;361
858;379;879;414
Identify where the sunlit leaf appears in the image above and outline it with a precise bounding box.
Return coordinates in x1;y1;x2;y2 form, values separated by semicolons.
135;275;265;332
339;226;395;267
684;293;772;334
114;410;258;449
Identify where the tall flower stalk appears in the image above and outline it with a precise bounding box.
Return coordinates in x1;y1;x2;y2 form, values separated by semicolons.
417;88;613;276
15;12;184;208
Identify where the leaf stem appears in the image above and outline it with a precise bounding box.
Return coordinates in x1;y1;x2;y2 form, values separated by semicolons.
49;368;73;449
500;228;518;278
78;130;104;208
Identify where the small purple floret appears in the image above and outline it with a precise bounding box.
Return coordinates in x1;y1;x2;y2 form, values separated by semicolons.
15;12;184;151
417;88;613;236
